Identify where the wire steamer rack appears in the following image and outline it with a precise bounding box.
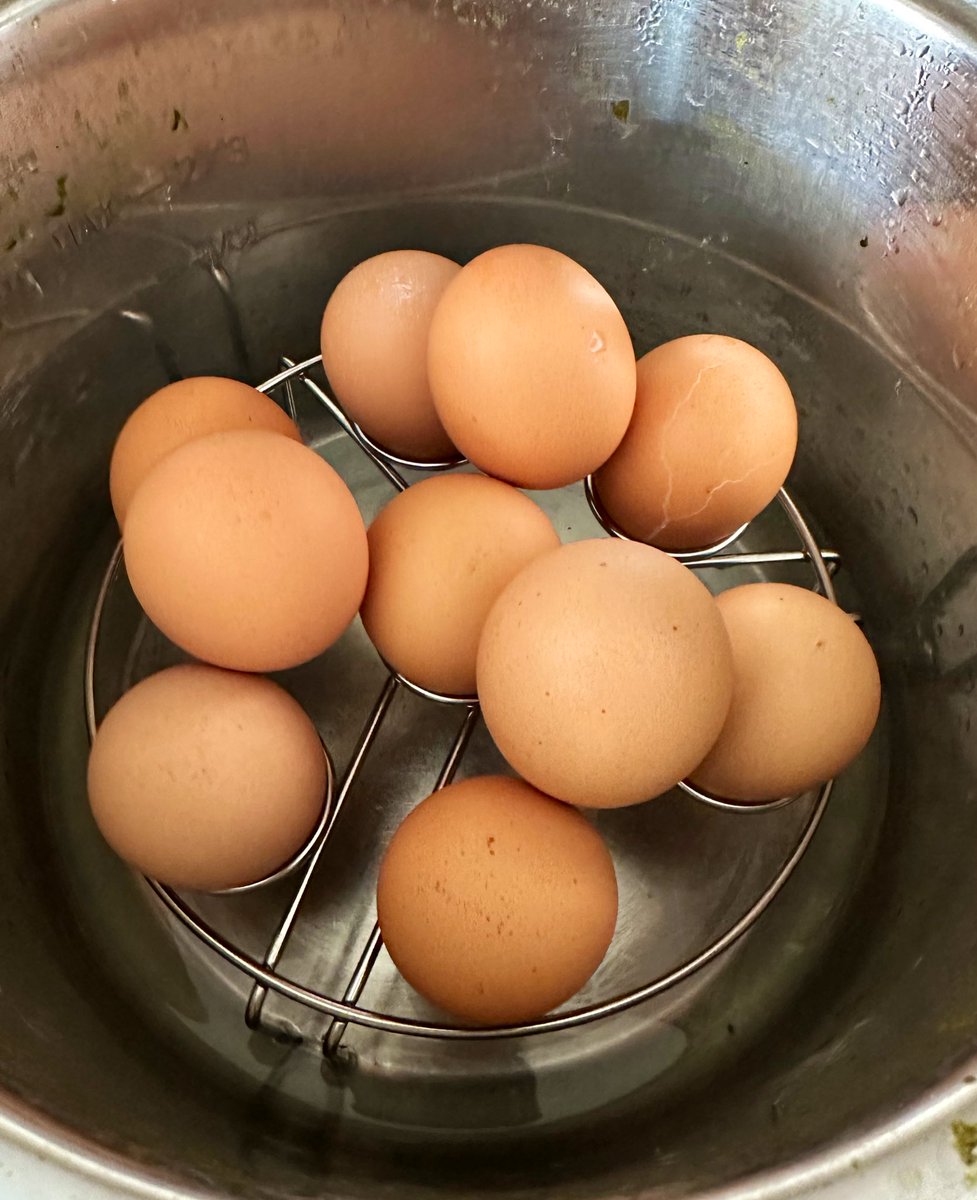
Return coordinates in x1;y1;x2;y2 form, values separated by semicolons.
84;352;840;1061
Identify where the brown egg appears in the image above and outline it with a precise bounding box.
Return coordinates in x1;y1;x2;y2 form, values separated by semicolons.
124;430;368;672
87;665;327;891
477;539;733;808
428;244;637;489
109;377;301;527
320;250;460;460
360;474;560;696
593;334;798;551
691;583;881;801
377;775;618;1024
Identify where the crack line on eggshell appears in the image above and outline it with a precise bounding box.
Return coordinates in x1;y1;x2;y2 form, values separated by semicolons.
643;361;722;542
666;446;787;529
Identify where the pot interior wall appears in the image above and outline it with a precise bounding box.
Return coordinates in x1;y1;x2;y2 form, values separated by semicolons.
1;2;977;1198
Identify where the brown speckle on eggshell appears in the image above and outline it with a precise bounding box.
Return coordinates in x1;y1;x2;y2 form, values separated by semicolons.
377;775;618;1024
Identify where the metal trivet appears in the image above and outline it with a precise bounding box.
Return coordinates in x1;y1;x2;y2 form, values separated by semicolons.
85;353;841;1057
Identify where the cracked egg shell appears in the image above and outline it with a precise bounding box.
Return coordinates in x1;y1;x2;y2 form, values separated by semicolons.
592;334;797;551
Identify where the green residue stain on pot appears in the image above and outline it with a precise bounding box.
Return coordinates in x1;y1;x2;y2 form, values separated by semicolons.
46;174;67;218
946;1120;977;1188
735;31;750;53
611;99;630;123
953;1120;977;1171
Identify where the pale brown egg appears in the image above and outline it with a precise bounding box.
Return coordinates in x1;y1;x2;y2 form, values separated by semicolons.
427;244;637;489
320;250;460;460
593;334;798;551
377;775;618;1024
360;474;560;697
109;377;301;528
87;664;327;891
690;583;881;801
477;538;733;808
124;430;368;673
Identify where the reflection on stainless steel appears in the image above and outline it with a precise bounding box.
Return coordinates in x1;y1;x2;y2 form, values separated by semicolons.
676;777;801;814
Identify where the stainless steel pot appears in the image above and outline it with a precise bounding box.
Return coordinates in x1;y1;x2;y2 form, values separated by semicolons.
3;0;977;1197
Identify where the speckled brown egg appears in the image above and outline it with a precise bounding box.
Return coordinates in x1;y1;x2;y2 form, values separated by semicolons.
320;250;460;460
109;376;301;528
593;334;797;551
87;664;327;891
377;775;618;1024
428;244;637;489
360;473;560;697
477;538;733;808
691;583;881;801
124;430;368;672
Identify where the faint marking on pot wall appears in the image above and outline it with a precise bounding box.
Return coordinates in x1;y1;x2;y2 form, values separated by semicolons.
951;1119;977;1187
